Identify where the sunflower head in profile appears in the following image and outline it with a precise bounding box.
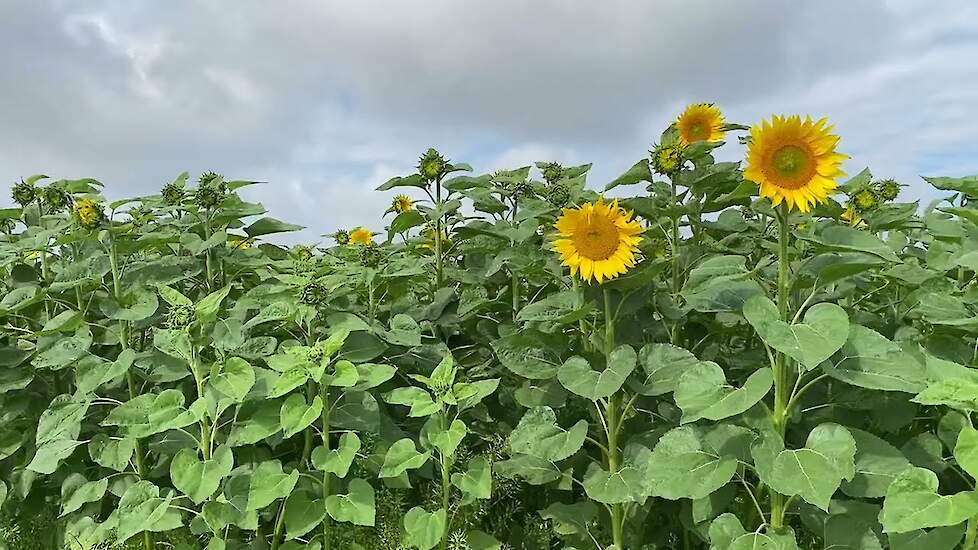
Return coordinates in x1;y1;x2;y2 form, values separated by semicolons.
348;226;374;246
840;204;863;227
875;178;901;202
552;198;643;284
228;235;253;249
392;194;414;214
676;103;726;146
744;115;847;213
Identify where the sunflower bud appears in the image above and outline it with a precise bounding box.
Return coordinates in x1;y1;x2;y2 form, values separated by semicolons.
293;245;314;261
417;148;447;181
505;179;535;200
73;199;104;230
874;178;900;202
332;229;350;245
161;182;184;205
546;182;571;207
299;280;328;307
651;143;685;175
358;243;383;268
42;186;70;213
198;171;224;189
541;161;563;185
853;189;877;211
165;303;194;329
11;181;36;206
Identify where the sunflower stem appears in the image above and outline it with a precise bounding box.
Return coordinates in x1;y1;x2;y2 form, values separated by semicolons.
770;202;792;529
670;177;682;345
602;288;624;548
434;175;444;288
965;515;978;549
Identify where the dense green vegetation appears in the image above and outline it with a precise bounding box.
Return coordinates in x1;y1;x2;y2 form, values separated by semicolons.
4;107;978;549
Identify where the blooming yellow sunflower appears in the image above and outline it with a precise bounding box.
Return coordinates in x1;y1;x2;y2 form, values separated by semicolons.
73;198;103;230
392;194;414;214
676;103;726;146
744;115;847;213
553;199;643;284
349;227;374;246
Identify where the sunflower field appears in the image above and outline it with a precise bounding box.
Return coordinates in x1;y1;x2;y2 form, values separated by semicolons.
3;105;978;550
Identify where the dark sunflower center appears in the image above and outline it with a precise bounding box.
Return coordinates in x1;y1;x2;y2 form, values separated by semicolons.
572;215;620;261
768;144;816;189
689;121;708;140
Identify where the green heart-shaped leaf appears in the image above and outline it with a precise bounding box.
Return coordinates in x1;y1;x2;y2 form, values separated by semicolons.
743;296;849;370
280;394;324;438
170;446;234;504
557;345;637;401
325;478;375;526
312;432;360;477
674;363;772;424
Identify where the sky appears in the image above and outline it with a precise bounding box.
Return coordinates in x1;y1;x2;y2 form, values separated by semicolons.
2;0;978;243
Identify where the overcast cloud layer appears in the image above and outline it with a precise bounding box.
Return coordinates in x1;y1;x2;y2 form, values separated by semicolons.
2;1;978;242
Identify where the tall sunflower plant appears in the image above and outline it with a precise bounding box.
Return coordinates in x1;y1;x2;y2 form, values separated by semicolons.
5;105;978;550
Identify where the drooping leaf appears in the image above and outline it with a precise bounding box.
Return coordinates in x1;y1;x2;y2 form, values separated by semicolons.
508;407;587;462
557;345;637;401
743;296;849;370
674;363;772;424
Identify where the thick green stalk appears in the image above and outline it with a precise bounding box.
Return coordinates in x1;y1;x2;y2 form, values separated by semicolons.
511;269;520;320
270;499;288;550
603;289;624;548
770;203;791;529
203;211;214;291
440;450;452;550
109;231;153;550
321;385;332;550
670;178;681;345
434;176;444;287
965;515;978;549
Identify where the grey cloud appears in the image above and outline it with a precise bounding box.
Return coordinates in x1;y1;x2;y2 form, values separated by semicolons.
1;1;977;241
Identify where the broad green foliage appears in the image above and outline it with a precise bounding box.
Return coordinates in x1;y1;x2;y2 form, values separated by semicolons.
4;122;978;550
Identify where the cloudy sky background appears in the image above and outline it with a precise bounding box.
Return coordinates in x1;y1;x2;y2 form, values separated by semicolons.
2;0;978;242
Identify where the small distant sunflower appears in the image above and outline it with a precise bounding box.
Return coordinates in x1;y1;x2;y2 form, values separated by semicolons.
392;194;414;214
552;198;643;284
73;199;104;230
419;222;449;251
349;227;374;246
228;235;253;249
744;115;847;213
840;204;863;227
651;143;685;175
676;103;726;146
